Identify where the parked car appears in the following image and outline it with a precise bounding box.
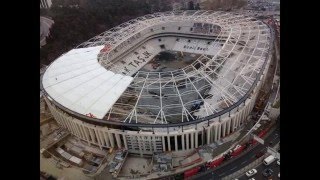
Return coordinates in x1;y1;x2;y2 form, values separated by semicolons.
263;155;276;165
248;178;255;180
278;172;280;178
277;160;280;165
246;169;258;177
262;168;273;177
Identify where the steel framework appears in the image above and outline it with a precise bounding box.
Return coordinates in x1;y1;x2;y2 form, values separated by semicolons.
41;10;273;128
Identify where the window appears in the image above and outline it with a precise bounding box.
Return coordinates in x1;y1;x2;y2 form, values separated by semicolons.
190;27;193;31
150;28;154;32
162;27;165;30
207;41;211;45
160;44;165;49
188;39;191;43
158;38;162;42
178;27;181;30
176;38;179;42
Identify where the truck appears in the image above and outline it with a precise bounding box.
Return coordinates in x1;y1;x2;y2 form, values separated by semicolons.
184;166;201;179
206;156;225;168
263;155;276;165
231;145;245;157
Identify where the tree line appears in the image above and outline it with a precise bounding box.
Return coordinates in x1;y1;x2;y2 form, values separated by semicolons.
40;0;172;66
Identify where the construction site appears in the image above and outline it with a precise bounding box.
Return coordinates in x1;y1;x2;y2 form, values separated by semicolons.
40;10;279;180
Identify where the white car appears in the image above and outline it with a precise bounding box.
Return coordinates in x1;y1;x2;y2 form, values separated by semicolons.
248;178;255;180
278;172;280;178
246;169;258;177
277;160;280;165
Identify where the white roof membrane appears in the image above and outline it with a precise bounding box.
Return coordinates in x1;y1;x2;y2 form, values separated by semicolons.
42;46;133;119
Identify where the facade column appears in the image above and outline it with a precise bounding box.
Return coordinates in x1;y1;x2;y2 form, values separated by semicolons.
68;121;76;136
234;115;238;129
89;128;96;144
230;116;236;133
181;134;185;151
222;122;226;137
142;136;146;152
227;120;231;135
76;124;85;139
77;124;85;139
195;131;198;148
211;127;214;143
103;132;111;147
82;126;90;145
52;113;62;127
174;135;178;151
162;136;166;152
186;133;189;150
115;134;122;148
138;136;143;157
235;115;239;129
65;119;73;134
167;136;171;151
71;122;80;137
153;137;157;152
217;124;221;141
123;134;128;150
239;109;244;126
246;101;251;115
60;116;68;129
94;129;102;147
73;123;81;138
108;132;115;147
214;125;218;141
94;129;102;149
191;132;194;149
239;111;243;127
206;127;210;144
98;131;105;146
148;136;152;152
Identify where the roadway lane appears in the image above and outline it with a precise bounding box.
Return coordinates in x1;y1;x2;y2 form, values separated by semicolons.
237;158;280;180
194;121;279;179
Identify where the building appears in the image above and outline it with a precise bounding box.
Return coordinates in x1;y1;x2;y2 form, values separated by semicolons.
41;11;274;156
40;17;54;48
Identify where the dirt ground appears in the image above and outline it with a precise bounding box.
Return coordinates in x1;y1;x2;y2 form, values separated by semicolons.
118;156;152;176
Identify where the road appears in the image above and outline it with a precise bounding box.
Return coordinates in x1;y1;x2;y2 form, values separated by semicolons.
237;158;280;180
194;120;280;179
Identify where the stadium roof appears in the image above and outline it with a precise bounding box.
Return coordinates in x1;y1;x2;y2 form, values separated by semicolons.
41;10;272;125
42;46;133;119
